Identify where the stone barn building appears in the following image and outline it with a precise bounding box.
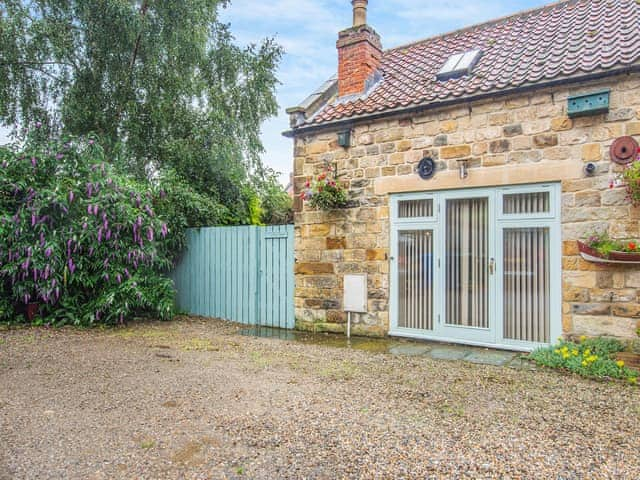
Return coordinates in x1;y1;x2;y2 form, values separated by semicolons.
285;0;640;350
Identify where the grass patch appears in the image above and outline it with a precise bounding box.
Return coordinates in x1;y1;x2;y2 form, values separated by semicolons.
529;337;638;385
181;338;217;352
140;440;155;449
318;360;360;381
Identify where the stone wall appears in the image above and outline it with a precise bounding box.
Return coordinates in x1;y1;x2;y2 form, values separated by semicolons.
292;74;640;340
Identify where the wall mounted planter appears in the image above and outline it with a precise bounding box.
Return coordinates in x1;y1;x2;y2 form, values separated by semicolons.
577;241;640;264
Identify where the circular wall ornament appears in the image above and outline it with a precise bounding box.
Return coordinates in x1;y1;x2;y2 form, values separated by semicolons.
610;136;639;165
417;157;436;180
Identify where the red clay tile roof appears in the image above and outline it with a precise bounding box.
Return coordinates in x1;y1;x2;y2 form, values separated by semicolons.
305;0;640;127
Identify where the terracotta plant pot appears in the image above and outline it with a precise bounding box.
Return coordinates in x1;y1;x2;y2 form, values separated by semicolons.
25;303;40;322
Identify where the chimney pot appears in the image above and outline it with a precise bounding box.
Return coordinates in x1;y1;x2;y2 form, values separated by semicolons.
352;0;368;26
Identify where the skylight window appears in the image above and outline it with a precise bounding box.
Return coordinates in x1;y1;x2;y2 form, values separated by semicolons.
437;49;482;81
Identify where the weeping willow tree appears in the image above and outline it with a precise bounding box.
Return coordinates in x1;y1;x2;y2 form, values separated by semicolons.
0;0;287;225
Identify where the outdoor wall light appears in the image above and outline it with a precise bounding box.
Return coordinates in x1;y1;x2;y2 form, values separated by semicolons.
337;130;351;148
457;159;469;179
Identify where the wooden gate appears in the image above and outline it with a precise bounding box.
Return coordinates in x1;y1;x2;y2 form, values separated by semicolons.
172;225;294;329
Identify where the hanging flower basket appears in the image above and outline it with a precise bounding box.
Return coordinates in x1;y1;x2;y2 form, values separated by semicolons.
577;240;640;264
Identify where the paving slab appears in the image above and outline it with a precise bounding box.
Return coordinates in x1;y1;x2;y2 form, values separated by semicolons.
429;347;471;361
389;344;432;356
464;350;517;366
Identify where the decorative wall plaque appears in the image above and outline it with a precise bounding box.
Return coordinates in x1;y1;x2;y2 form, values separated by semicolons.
417;157;436;180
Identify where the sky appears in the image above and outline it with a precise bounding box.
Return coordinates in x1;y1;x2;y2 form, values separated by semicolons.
1;0;550;183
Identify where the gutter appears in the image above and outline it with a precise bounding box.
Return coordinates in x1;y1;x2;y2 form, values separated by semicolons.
282;65;640;138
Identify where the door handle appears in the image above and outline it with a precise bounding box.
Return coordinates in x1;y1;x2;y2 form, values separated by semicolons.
489;258;495;275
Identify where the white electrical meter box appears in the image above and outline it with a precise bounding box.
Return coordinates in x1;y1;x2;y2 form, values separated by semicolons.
343;274;367;313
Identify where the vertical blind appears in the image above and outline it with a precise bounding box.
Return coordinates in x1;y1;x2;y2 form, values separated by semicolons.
503;192;550;214
398;230;433;330
445;198;489;328
398;199;433;218
503;192;551;343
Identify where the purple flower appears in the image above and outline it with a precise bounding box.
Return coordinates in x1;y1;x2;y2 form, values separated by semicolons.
87;183;93;197
31;214;36;226
45;247;52;258
68;258;76;274
82;222;87;230
31;157;37;167
56;153;63;160
36;121;42;128
93;205;99;216
147;227;154;242
103;273;109;282
124;268;130;279
116;273;122;284
89;139;95;145
88;204;93;215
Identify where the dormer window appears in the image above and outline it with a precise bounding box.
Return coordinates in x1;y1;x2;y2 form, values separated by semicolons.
436;49;482;81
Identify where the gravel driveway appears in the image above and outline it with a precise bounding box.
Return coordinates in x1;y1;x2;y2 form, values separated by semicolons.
1;317;639;479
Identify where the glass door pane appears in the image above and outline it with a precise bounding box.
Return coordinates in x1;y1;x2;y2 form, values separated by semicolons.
398;230;434;331
445;198;489;328
503;227;550;343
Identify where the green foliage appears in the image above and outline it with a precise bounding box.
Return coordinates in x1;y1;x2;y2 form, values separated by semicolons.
529;337;638;385
0;0;284;226
258;173;293;225
585;231;639;256
301;165;348;211
0;130;176;325
622;160;640;206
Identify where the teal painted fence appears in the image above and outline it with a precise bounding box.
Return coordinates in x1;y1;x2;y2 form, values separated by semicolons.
172;225;295;329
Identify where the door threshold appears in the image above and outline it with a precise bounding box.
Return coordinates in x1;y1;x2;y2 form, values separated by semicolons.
389;329;540;353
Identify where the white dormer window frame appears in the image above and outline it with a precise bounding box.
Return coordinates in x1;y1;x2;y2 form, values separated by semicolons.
436;49;482;81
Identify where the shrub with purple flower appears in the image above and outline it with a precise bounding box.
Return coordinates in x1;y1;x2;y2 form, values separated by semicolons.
0;130;175;325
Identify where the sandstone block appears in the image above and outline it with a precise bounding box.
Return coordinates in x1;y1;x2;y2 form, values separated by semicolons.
366;249;387;261
326;237;347;250
503;123;523;137
551;117;573;131
489;139;510;153
441;145;471;159
440;120;458;133
533;133;559;147
573;315;638;338
295;263;334;275
582;143;602;162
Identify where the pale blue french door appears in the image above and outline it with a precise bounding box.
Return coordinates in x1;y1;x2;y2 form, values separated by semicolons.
390;184;561;351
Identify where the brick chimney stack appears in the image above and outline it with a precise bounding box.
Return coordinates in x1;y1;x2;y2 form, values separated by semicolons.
337;0;382;98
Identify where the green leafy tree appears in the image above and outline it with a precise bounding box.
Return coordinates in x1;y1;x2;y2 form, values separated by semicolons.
0;0;286;225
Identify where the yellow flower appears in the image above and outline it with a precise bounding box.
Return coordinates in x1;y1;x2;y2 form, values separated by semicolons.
554;349;561;354
583;349;591;357
616;360;625;368
628;377;638;386
579;335;587;343
588;355;598;363
562;353;570;360
572;349;579;356
582;360;588;367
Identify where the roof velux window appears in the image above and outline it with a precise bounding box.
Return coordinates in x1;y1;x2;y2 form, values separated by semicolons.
436;49;482;81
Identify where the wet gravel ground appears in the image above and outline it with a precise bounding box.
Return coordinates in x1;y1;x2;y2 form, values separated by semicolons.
1;317;639;479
